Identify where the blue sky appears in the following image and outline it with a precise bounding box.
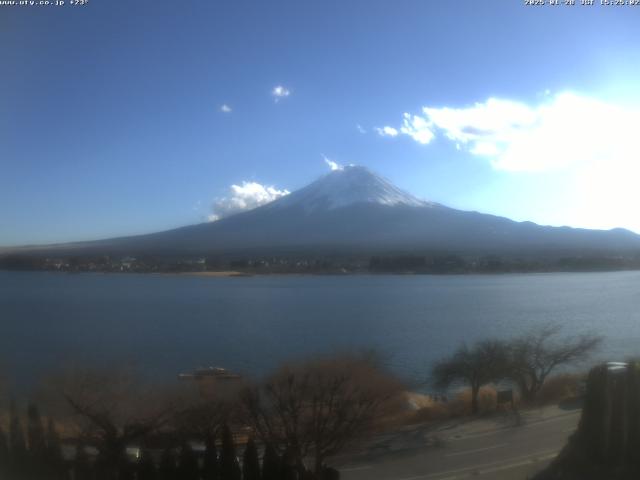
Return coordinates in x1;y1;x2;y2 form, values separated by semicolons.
1;0;639;246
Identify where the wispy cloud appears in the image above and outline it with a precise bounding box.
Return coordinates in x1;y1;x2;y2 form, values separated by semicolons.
383;92;640;231
220;104;232;113
390;92;638;172
375;126;399;138
400;113;434;144
209;181;290;221
272;85;291;102
356;124;367;134
323;155;343;171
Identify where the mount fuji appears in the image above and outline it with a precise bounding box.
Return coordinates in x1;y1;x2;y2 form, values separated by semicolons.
7;166;640;258
265;165;429;212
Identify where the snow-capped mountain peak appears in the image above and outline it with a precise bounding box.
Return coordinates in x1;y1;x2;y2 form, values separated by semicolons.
266;165;431;212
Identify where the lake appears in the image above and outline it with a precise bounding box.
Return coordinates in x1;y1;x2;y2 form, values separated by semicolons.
1;270;640;390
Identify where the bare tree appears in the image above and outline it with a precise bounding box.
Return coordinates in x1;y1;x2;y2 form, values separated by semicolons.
57;367;177;479
171;398;233;443
169;373;243;446
242;353;403;474
507;324;602;403
432;340;509;414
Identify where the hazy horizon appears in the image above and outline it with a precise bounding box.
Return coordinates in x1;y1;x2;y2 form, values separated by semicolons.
2;164;640;250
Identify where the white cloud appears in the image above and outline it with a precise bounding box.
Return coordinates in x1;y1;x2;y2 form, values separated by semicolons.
375;126;399;138
323;155;343;171
272;85;291;102
400;113;435;145
385;91;640;231
389;92;639;172
209;181;290;221
356;124;367;134
220;104;232;113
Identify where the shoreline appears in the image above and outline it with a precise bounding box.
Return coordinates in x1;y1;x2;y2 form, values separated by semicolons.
4;268;640;278
136;269;640;278
177;270;253;277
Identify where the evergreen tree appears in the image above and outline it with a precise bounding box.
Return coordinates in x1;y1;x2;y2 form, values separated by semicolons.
261;444;280;480
74;440;93;480
219;425;241;480
320;466;340;480
280;448;297;480
45;418;66;479
301;468;317;480
117;454;135;480
242;437;261;480
9;401;27;477
27;404;46;458
137;449;157;480
158;447;178;480
202;434;219;480
26;404;47;478
177;442;199;480
93;451;112;480
0;425;10;478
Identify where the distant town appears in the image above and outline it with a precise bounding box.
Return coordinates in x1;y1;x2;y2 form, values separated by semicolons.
2;252;640;275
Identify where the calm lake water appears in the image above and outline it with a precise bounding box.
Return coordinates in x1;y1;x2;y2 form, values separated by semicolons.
1;270;640;389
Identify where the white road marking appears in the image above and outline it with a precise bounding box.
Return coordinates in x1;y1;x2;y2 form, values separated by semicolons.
444;443;507;457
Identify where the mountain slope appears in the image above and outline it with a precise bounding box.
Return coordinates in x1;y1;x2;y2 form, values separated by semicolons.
6;166;640;258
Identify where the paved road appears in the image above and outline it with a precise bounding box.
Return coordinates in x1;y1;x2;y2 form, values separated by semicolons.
337;410;580;480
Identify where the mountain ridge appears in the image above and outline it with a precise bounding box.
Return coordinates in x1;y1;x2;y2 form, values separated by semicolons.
2;166;640;260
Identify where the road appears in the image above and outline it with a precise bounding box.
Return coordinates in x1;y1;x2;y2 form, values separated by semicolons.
337;409;580;480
